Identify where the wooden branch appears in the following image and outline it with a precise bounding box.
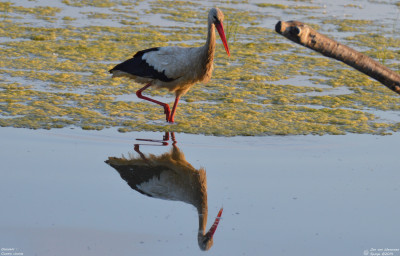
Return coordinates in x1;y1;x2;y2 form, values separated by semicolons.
275;20;400;95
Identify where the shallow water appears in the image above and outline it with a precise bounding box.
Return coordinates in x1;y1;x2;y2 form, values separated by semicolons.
1;0;400;135
1;1;400;255
1;127;400;255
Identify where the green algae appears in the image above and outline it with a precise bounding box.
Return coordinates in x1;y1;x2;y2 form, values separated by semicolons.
322;19;373;32
1;2;62;17
1;0;400;136
255;3;320;10
61;0;116;8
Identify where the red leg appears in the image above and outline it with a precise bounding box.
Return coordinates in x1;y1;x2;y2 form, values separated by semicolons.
134;144;147;160
170;132;177;145
168;96;180;123
135;131;169;146
136;83;170;122
163;131;170;141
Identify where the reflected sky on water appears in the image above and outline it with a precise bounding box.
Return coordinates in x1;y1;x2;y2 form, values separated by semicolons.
1;127;399;255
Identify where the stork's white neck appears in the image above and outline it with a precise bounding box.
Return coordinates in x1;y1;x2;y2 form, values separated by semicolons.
196;182;209;248
197;20;216;83
198;205;208;235
205;21;216;56
197;206;210;250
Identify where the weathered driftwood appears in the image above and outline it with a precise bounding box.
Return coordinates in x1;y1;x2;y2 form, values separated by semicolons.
275;20;400;95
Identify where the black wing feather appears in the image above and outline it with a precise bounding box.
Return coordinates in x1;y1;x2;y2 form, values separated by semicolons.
109;47;175;82
105;160;166;197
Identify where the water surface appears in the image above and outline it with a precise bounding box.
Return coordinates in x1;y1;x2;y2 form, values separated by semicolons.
1;127;399;255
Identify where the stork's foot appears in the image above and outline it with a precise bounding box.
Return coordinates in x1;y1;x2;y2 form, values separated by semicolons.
167;116;175;123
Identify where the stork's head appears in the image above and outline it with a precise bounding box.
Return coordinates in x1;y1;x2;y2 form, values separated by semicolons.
209;7;224;24
198;208;223;251
209;8;230;56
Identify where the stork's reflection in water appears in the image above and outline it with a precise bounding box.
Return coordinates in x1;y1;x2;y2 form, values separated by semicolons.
105;132;223;251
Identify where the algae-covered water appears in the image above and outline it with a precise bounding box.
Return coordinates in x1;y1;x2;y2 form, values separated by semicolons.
1;0;400;136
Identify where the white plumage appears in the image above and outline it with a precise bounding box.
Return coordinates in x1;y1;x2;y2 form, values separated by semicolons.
110;8;230;123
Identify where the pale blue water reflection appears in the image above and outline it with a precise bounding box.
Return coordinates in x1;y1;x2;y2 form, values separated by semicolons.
1;128;399;255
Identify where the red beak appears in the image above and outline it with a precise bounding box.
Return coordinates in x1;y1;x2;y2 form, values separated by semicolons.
215;23;230;57
205;208;224;239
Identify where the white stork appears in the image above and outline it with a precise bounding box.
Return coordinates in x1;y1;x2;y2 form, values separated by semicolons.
105;132;223;251
109;7;230;123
